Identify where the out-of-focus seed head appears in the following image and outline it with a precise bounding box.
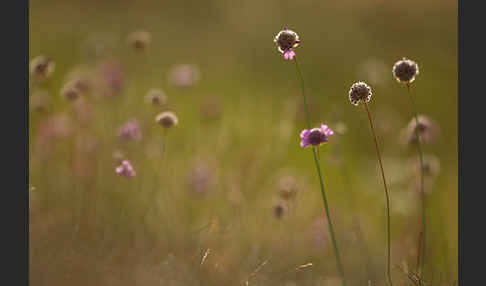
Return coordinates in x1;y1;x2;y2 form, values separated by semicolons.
393;58;419;83
118;119;142;141
274;27;300;60
30;90;50;112
277;175;299;200
273;203;287;219
401;115;440;146
155;111;178;129
168;64;200;88
30;55;55;82
126;30;151;51
408;154;441;178
64;67;95;94
145;88;167;106
60;81;82;101
349;81;372;106
115;160;136;178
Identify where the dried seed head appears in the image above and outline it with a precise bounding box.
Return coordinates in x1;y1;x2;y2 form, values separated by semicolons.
274;27;300;60
60;81;82;101
274;27;300;52
349;81;372;106
30;55;55;82
145;88;167;105
408;154;441;178
393;58;419;83
156;111;178;128
273;203;287;219
126;30;151;51
64;67;94;94
277;175;299;200
401;115;440;146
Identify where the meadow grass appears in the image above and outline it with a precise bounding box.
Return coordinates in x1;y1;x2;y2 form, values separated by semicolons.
29;0;457;285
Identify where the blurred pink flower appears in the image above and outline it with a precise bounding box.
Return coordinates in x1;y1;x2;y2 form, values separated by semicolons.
116;160;136;178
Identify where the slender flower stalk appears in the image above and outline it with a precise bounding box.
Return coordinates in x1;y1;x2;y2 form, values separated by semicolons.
348;81;393;286
393;58;426;280
144;111;180;248
275;27;346;285
296;57;346;286
407;83;426;279
364;102;393;286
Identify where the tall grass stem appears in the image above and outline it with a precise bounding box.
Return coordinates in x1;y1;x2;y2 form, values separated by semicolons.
363;101;393;286
407;83;426;282
294;56;346;286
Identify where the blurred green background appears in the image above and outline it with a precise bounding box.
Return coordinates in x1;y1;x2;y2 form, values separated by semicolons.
29;0;457;285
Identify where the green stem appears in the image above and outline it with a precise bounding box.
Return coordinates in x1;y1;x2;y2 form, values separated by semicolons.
363;102;393;286
294;56;346;286
294;56;312;129
407;83;426;283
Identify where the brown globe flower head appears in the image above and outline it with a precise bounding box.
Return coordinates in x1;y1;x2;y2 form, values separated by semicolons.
393;58;419;83
348;81;372;106
155;111;178;129
401;115;440;146
145;88;167;105
274;26;300;60
126;30;151;51
408;154;440;178
30;55;55;82
273;202;287;219
60;81;82;101
277;175;299;200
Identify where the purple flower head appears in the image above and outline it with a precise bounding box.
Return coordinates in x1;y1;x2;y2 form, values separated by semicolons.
300;124;334;148
274;27;300;61
115;160;136;178
118;119;142;141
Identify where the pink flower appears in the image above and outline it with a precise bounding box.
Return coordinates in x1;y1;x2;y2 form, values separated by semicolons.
283;50;296;60
118;119;142;141
115;160;136;178
300;124;334;148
